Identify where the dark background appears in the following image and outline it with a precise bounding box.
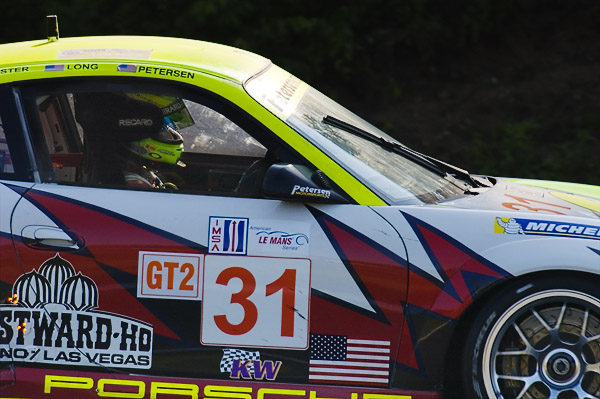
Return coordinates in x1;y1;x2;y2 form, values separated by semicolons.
2;0;599;185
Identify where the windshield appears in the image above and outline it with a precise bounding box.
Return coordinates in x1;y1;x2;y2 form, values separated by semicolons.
245;65;466;204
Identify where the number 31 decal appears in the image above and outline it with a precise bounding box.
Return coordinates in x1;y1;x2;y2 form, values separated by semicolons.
201;256;311;349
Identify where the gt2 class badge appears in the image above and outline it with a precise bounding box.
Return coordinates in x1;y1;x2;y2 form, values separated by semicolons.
0;254;153;369
137;251;203;300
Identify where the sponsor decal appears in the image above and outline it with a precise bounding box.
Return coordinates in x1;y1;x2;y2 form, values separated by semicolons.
245;66;308;120
117;64;137;72
495;216;600;240
249;220;310;257
220;348;282;380
137;251;203;300
118;118;153;127
162;98;187;114
291;185;331;199
209;217;249;255
0;254;153;369
0;66;29;74
137;65;195;80
494;217;524;234
44;373;413;398
309;334;390;386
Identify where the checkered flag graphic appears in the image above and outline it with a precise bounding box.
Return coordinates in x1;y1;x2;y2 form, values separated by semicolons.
220;348;260;373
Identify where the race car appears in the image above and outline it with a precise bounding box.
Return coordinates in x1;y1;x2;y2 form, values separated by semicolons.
1;25;599;399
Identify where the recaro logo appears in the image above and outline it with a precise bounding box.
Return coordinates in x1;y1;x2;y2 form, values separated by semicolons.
118;119;153;127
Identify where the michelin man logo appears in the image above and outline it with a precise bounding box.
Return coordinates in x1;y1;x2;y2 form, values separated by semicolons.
496;217;524;234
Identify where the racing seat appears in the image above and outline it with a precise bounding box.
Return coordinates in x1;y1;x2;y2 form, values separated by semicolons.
235;151;277;197
74;92;163;186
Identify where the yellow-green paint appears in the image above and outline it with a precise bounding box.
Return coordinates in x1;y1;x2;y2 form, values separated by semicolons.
0;36;386;205
510;179;600;199
0;36;270;83
550;191;600;213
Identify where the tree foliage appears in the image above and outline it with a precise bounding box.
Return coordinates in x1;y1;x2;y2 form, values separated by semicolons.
1;0;598;184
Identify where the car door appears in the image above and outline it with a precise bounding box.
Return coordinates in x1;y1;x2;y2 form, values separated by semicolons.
0;84;38;391
5;76;408;395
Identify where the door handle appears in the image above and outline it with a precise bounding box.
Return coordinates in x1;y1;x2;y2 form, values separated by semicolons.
21;225;84;250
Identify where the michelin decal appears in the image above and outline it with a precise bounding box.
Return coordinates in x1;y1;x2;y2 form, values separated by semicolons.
495;216;600;240
0;254;153;369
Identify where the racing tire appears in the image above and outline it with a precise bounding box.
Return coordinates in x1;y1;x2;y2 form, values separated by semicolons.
460;276;600;399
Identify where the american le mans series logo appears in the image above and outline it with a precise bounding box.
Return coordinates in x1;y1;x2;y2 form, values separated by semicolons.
495;217;600;240
0;254;153;369
250;219;310;257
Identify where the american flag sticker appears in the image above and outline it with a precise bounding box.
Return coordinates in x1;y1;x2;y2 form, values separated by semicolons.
208;217;249;255
44;64;65;72
309;334;390;385
117;64;137;72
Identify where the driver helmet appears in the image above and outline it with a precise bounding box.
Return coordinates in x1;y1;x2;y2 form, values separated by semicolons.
127;120;186;167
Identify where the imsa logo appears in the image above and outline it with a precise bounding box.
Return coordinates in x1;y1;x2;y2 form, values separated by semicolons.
209;217;249;255
0;254;153;369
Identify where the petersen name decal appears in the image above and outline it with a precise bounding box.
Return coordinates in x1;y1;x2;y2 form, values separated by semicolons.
0;254;153;369
495;216;600;240
291;185;331;199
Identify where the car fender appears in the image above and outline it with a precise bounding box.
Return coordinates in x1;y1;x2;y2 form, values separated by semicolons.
479;236;600;278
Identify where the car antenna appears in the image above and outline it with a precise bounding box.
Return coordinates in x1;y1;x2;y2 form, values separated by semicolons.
47;15;59;42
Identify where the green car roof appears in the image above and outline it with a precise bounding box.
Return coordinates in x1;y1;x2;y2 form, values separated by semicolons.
0;36;271;83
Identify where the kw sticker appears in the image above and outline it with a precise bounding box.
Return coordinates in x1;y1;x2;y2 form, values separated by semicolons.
0;253;153;369
495;216;600;240
220;348;282;380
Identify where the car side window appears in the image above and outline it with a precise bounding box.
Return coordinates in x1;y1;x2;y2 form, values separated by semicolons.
0;122;14;175
30;88;276;197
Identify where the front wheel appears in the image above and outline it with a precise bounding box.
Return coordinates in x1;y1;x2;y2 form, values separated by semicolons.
461;277;600;399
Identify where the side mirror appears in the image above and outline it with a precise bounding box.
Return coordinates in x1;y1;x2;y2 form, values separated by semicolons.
262;163;350;204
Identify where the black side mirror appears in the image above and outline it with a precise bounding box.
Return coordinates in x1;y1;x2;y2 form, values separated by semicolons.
262;163;350;203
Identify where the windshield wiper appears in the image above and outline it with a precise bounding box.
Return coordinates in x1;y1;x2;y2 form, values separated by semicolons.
322;115;487;189
322;115;442;171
